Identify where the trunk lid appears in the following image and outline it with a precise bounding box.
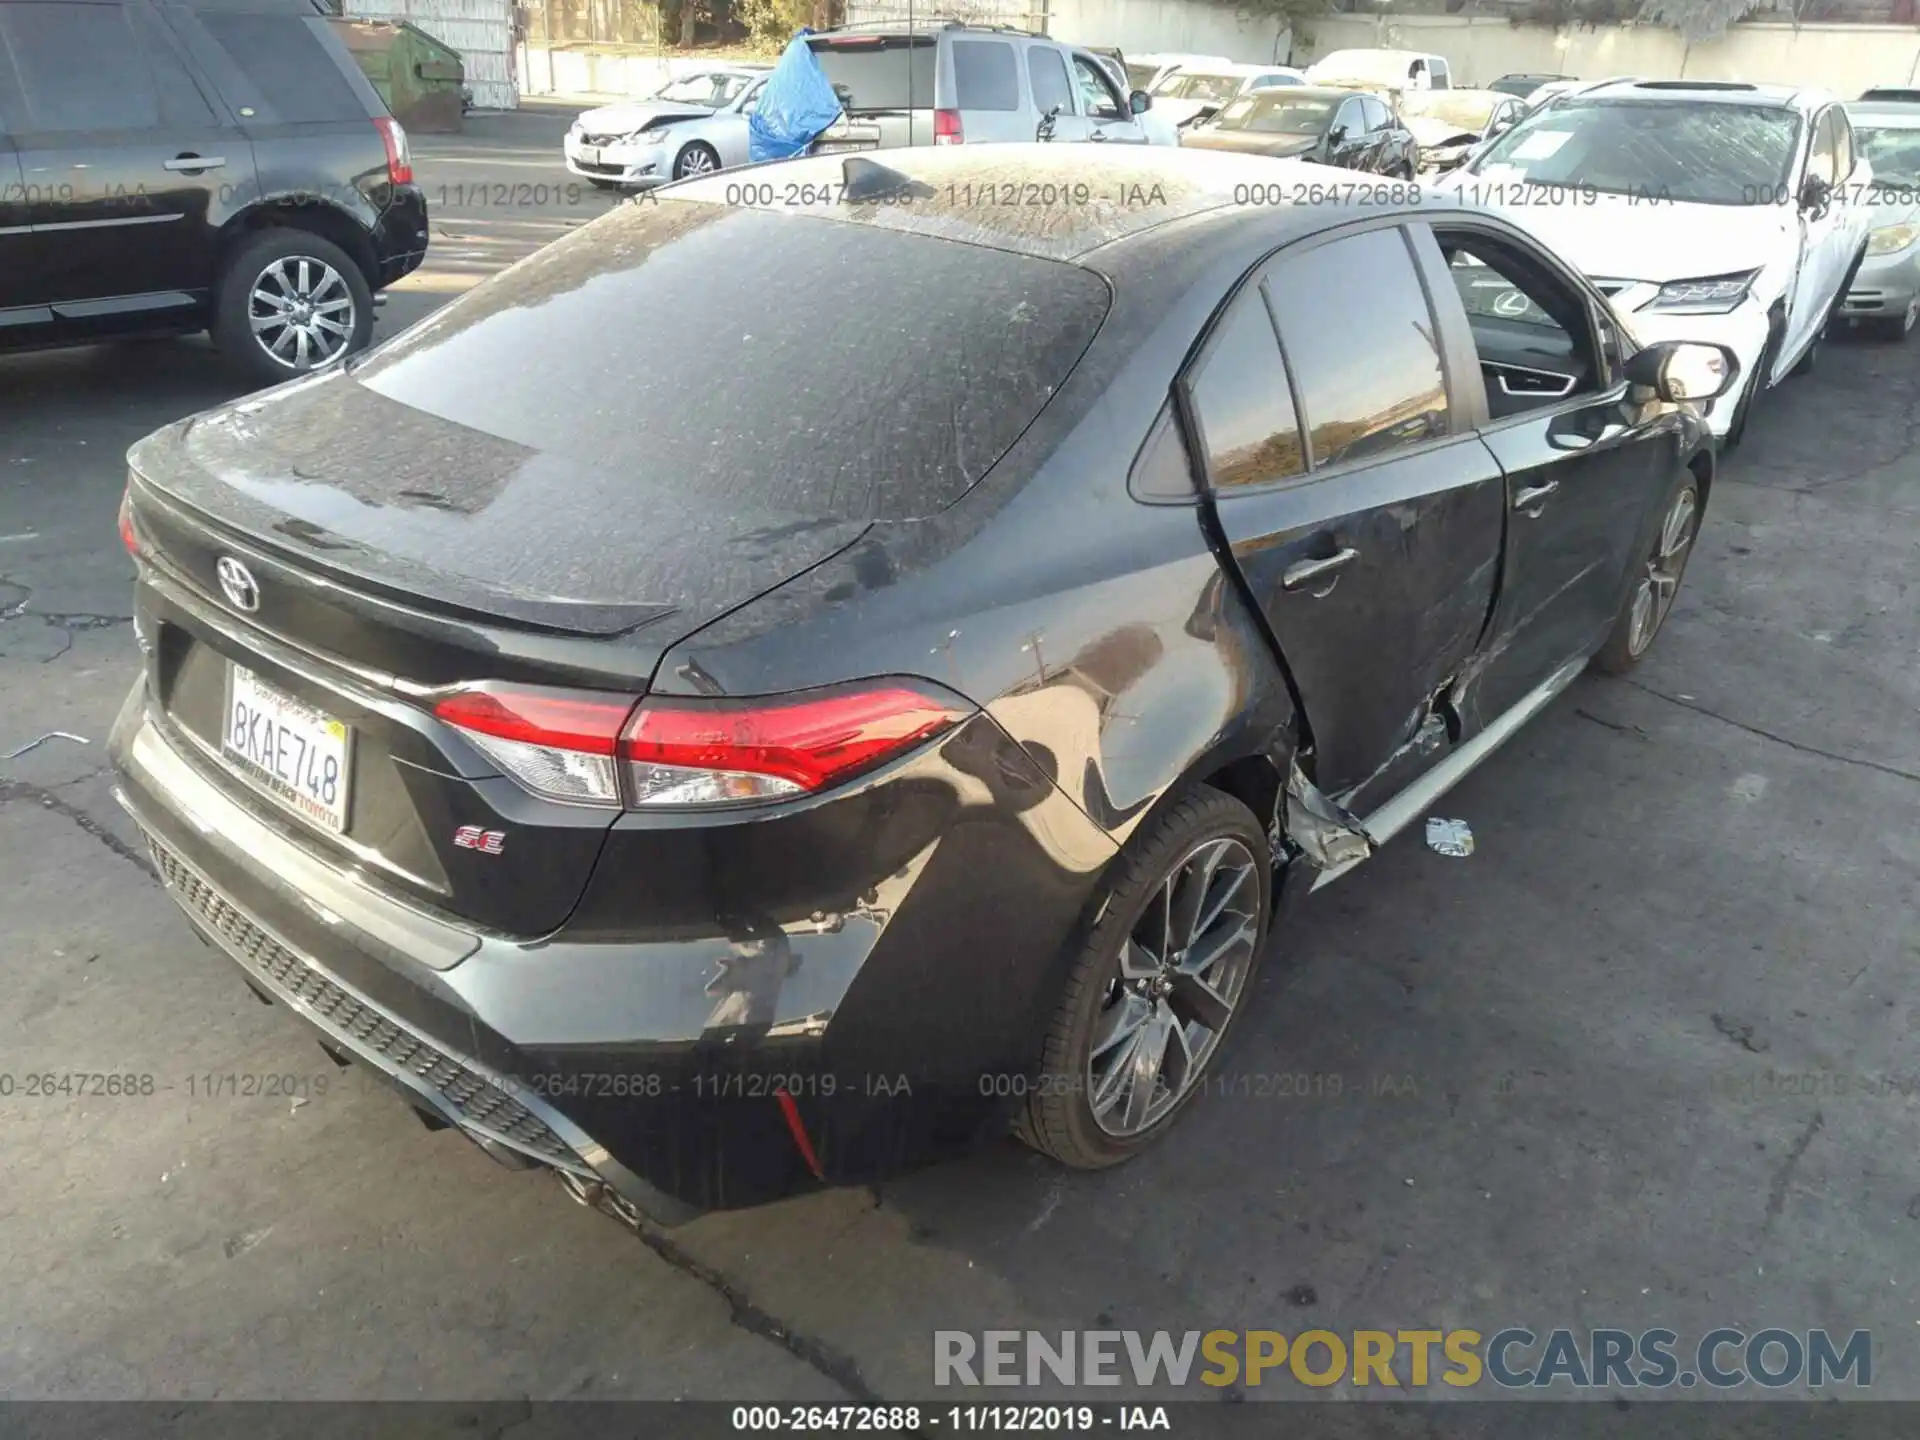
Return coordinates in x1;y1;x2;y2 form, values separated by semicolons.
808;33;937;150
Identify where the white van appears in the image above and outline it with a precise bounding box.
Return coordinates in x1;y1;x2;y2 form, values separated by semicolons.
1306;48;1453;92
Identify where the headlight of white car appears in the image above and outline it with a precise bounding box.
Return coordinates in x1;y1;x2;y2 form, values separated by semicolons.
1639;270;1760;316
1867;222;1919;256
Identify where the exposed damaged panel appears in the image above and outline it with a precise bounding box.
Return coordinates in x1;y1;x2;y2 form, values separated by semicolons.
1283;756;1375;871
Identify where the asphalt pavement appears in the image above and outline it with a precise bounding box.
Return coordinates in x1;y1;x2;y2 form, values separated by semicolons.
3;106;1918;1406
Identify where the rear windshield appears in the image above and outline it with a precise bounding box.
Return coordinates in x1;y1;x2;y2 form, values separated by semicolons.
350;201;1110;520
809;37;938;111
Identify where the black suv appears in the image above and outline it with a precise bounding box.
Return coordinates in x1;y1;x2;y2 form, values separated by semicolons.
0;0;428;382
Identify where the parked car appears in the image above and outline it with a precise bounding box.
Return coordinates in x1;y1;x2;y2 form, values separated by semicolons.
0;0;427;384
1489;71;1572;100
1858;86;1920;104
563;66;772;188
1305;48;1453;93
1181;87;1417;178
112;142;1733;1222
1522;77;1601;111
802;23;1155;149
1837;101;1920;339
1147;61;1307;128
1124;50;1236;93
1398;88;1526;171
1088;49;1181;145
1435;80;1874;446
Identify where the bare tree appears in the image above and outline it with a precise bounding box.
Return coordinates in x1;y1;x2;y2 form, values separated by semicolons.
1637;0;1764;44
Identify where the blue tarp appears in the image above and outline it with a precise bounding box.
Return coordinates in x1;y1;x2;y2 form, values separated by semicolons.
749;32;843;164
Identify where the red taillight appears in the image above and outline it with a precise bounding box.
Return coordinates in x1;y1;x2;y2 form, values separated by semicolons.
619;686;971;805
433;686;638;807
433;681;971;810
933;108;963;145
373;115;413;185
118;488;139;556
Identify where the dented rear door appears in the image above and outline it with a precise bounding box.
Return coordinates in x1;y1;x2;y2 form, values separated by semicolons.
1187;224;1504;805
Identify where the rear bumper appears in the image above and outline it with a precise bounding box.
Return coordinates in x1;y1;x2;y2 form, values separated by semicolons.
112;686;702;1224
111;675;1119;1217
372;185;430;287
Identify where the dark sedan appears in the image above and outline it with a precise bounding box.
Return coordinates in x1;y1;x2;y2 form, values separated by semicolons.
1179;86;1418;177
110;145;1735;1225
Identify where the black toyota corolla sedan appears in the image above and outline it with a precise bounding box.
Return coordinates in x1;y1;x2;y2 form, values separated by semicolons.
111;146;1735;1225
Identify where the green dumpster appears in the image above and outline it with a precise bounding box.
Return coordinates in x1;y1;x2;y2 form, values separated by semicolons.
329;18;468;133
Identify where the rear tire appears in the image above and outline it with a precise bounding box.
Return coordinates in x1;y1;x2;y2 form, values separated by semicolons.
212;229;373;387
1591;471;1701;675
1016;786;1271;1170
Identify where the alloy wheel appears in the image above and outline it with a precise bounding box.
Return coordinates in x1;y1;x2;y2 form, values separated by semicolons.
248;257;356;370
1626;486;1698;657
678;146;717;177
1087;836;1261;1137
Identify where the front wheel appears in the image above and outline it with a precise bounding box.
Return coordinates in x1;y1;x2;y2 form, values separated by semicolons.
1017;786;1271;1169
673;142;720;180
1591;475;1700;675
212;229;373;385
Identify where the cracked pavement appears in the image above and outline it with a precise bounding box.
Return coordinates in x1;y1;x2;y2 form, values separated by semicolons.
3;108;1919;1404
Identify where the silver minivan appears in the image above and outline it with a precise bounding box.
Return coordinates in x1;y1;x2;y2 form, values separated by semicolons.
807;23;1155;151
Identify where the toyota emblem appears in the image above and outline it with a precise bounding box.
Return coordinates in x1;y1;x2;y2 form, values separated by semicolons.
216;556;261;613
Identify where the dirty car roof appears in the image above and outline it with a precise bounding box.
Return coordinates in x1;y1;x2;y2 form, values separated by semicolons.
661;145;1344;262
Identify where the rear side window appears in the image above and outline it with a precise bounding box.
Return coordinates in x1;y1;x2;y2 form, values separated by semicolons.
194;11;364;123
952;39;1019;112
1027;46;1073;118
353;202;1111;520
810;38;937;111
0;2;156;131
1186;285;1305;490
1264;228;1450;469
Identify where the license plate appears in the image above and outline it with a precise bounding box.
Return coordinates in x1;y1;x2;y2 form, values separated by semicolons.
814;139;874;154
577;144;601;165
221;664;352;833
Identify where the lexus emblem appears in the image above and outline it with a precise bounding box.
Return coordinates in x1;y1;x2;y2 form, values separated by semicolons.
215;556;260;613
1493;288;1532;318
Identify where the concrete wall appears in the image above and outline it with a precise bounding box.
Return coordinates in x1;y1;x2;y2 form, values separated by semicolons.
1296;13;1920;95
1047;0;1289;65
347;0;520;109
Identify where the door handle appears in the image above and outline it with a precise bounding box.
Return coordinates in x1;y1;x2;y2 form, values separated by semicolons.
164;154;225;172
1514;480;1559;513
1282;547;1358;593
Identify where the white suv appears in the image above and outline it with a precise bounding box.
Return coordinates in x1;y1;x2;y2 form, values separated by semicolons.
1434;80;1875;444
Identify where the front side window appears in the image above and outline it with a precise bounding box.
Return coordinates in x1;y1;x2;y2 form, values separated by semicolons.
1808;107;1841;187
1185;286;1305;490
1073;54;1122;118
1468;98;1802;205
1264;228;1450;468
1436;230;1600;417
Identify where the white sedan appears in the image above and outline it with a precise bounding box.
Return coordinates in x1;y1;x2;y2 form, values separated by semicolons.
564;67;772;189
1433;79;1874;446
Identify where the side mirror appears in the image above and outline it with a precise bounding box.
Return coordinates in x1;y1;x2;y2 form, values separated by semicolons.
1624;339;1740;403
1130;89;1151;114
1799;172;1831;213
1328;124;1348;144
